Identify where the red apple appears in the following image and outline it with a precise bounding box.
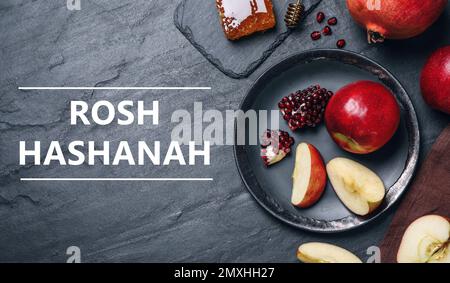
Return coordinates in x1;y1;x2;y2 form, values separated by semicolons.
326;158;385;216
420;46;450;114
325;81;400;154
291;143;326;208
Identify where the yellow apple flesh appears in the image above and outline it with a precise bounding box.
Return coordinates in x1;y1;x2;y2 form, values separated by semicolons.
297;242;362;263
291;143;327;208
326;158;385;216
397;215;450;263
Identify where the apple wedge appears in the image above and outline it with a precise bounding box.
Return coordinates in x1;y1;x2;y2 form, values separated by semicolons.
297;242;362;263
326;158;385;216
397;215;450;263
291;143;327;208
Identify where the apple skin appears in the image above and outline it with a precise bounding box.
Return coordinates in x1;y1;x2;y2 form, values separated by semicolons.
292;144;327;208
325;81;400;154
300;144;326;208
420;46;450;114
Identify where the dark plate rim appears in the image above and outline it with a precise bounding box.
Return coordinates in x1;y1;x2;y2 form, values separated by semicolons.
233;48;420;233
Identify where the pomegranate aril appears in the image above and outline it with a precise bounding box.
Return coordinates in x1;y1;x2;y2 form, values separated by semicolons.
278;85;334;131
311;31;321;41
260;130;295;167
322;26;332;36
316;12;325;23
336;39;346;48
327;17;337;25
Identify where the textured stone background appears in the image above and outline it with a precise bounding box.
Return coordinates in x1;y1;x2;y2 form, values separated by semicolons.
0;0;449;262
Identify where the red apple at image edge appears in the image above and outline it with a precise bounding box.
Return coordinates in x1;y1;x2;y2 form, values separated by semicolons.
420;46;450;114
325;81;400;154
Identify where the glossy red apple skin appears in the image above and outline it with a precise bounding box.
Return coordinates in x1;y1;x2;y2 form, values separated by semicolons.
420;46;450;114
325;81;400;154
294;144;327;208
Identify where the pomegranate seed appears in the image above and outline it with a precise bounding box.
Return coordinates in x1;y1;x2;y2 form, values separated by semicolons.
316;12;325;23
278;85;334;131
336;39;346;48
311;31;321;41
260;130;295;166
328;17;337;25
322;26;332;36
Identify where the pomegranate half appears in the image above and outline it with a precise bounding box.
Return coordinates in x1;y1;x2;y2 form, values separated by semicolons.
346;0;448;43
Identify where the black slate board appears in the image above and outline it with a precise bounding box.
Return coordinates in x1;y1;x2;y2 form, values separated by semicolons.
174;0;323;79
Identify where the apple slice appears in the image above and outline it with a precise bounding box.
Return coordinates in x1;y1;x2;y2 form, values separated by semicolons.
326;158;385;216
397;215;450;263
297;242;362;263
291;143;327;208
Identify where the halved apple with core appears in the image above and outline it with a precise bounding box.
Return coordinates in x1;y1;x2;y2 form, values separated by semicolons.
326;158;385;216
297;242;362;263
397;215;450;263
291;143;327;208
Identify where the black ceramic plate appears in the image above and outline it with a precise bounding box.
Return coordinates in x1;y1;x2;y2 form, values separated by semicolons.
234;49;420;233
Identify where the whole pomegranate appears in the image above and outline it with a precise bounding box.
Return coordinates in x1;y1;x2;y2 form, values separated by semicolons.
420;46;450;114
346;0;448;43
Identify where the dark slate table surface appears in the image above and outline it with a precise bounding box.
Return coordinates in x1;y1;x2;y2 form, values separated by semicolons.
0;0;449;262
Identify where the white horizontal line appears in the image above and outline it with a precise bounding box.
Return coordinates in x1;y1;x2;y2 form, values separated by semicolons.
21;178;213;182
18;87;211;90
